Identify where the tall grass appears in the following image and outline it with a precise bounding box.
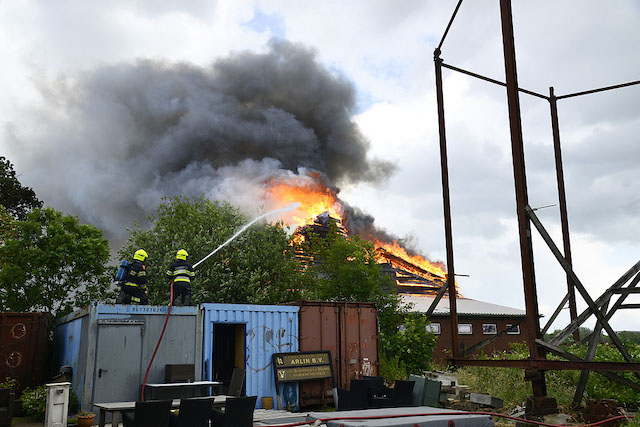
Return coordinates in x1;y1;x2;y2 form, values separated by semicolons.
454;342;640;408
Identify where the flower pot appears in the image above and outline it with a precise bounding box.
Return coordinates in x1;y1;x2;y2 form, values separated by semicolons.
261;396;273;410
77;415;95;427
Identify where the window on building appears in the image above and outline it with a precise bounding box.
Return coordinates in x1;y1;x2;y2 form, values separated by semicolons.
458;324;472;334
506;324;521;335
482;324;497;335
427;323;441;335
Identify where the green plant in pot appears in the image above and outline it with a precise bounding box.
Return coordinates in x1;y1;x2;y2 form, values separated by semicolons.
77;410;95;427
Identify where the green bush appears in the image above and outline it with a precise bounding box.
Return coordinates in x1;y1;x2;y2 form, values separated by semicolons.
21;385;47;421
379;353;407;382
0;377;16;390
380;312;438;380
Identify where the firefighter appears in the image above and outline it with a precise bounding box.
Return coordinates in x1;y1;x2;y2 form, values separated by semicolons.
166;249;195;306
120;249;149;305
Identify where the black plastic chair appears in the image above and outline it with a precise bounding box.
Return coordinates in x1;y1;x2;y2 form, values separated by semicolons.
364;376;391;398
391;380;415;407
169;397;213;427
210;395;257;427
227;367;246;397
122;399;172;427
336;379;371;410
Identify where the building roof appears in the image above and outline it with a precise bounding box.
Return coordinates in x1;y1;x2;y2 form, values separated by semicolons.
401;294;526;317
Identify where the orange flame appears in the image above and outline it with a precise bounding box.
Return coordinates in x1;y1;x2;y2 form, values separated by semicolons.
264;174;454;292
265;176;343;229
375;240;447;279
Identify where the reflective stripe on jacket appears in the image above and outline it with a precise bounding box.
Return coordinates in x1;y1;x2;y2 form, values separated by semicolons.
166;260;195;284
125;260;147;290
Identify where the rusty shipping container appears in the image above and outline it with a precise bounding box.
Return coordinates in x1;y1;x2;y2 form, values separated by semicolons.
0;312;50;394
297;301;379;408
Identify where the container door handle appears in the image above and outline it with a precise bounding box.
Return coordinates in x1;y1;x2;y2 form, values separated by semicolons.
99;368;108;378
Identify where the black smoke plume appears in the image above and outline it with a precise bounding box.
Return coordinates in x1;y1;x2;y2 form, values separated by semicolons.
9;40;395;242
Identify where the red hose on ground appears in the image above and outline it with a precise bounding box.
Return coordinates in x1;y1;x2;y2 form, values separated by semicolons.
141;281;174;401
256;411;633;427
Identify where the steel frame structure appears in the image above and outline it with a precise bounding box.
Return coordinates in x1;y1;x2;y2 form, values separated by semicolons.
432;0;640;409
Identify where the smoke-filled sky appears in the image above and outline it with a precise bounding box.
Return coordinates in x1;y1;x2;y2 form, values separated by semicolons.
1;1;639;331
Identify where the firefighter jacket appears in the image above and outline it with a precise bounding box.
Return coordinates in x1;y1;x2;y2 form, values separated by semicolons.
125;260;147;291
166;260;195;284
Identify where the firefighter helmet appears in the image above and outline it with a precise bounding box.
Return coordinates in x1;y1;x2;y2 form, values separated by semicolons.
176;249;188;260
133;249;148;262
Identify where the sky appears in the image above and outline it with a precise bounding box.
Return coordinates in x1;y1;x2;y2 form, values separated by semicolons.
1;0;639;332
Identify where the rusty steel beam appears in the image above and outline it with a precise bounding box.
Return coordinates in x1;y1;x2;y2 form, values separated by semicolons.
541;292;569;336
611;288;640;294
549;87;579;343
550;260;640;346
526;206;636;365
425;281;449;317
437;0;465;51
579;273;640;345
449;358;640;371
574;297;612;405
499;0;547;398
442;62;549;100
434;49;460;358
536;339;640;392
556;79;640;100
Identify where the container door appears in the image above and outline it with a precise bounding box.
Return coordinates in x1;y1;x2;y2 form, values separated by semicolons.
341;304;379;381
212;323;246;394
298;303;340;405
93;320;144;404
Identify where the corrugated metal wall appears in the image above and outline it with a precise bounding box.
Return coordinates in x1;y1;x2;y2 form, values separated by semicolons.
0;312;49;395
201;303;299;409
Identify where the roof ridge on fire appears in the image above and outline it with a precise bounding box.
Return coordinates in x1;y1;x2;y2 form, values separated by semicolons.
401;293;526;317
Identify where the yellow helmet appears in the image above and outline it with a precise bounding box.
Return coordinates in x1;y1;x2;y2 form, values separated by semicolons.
133;249;148;262
176;249;188;261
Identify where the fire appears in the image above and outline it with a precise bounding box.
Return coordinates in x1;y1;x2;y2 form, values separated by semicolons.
374;240;447;279
264;173;457;295
265;176;343;228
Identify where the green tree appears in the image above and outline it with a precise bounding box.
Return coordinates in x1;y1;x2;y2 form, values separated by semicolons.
0;156;42;220
117;196;302;305
295;221;437;378
0;207;112;316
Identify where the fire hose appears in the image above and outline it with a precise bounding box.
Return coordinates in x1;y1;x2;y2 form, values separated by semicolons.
141;280;174;401
257;411;633;427
139;203;303;400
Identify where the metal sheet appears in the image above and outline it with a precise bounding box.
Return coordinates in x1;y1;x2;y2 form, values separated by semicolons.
307;407;494;427
52;314;88;403
201;303;299;409
0;312;49;394
298;301;379;408
53;303;201;413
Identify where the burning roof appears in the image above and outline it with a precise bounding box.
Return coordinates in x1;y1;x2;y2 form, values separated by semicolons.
266;172;459;296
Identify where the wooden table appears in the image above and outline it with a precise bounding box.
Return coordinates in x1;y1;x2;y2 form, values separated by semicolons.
95;395;226;427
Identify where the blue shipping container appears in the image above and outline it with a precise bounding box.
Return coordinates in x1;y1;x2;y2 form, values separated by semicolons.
201;303;299;409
